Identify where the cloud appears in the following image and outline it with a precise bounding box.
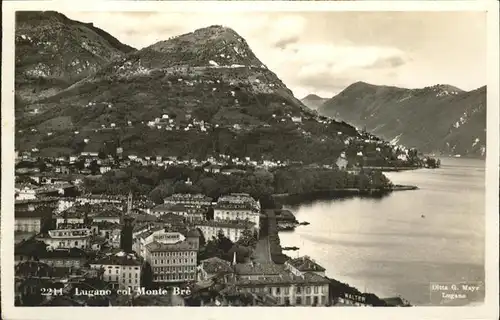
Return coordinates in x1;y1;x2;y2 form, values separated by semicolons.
265;15;307;50
265;42;406;96
366;56;407;69
61;11;485;97
273;36;300;50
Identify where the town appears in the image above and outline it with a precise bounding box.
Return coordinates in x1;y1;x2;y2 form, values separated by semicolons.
14;150;414;307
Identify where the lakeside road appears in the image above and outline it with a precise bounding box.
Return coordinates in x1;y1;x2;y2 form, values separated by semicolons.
253;235;272;264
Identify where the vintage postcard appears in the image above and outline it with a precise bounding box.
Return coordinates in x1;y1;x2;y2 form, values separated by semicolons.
1;1;499;320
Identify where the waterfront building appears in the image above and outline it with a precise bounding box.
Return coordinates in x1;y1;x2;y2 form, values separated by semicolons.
229;261;330;306
214;193;261;228
285;256;326;277
334;293;372;306
194;219;255;243
89;251;141;291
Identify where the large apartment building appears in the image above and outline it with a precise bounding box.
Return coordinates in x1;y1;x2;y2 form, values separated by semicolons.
136;227;200;284
214;193;261;228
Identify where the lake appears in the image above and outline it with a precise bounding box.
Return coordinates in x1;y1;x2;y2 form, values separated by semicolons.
279;157;485;306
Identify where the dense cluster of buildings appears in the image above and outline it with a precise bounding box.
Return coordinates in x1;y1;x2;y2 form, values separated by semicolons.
14;183;341;306
197;257;330;306
14;150;392;307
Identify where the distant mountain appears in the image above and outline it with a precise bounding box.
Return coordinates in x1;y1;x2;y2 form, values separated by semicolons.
15;11;135;103
318;81;486;158
16;19;429;169
300;94;329;110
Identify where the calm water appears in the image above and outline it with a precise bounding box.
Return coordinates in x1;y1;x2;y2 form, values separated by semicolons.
280;158;485;306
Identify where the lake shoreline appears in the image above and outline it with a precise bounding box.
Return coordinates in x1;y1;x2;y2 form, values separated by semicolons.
272;184;418;202
275;158;485;306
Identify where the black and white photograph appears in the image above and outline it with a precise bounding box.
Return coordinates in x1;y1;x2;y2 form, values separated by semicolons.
1;1;499;319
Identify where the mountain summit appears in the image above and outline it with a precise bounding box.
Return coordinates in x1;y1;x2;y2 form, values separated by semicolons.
300;94;329;111
144;25;263;68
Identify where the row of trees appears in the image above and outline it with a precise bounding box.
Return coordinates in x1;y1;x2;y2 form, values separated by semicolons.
82;163;394;203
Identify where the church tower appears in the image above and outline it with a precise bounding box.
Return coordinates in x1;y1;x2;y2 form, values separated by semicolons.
127;190;133;215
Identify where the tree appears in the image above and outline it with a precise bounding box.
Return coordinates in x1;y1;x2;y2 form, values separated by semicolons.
89;160;100;175
197;177;220;198
149;182;174;204
236;229;258;248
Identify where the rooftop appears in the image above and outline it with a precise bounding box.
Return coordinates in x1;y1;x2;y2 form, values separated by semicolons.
201;257;233;274
77;194;126;201
233;262;284;276
152;203;186;212
165;193;212;201
90;252;141;266
15;239;48;256
15;207;53;219
145;240;197;252
194;219;255;229
40;248;87;259
131;212;161;222
92;208;122;218
215;202;259;211
287;256;326;272
234;271;329;286
91;221;121;229
15;197;59;205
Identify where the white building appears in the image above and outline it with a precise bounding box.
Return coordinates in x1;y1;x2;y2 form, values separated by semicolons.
15;184;38;200
100;166;112;174
214;193;261;228
89;252;142;291
335;157;348;170
37;225;92;250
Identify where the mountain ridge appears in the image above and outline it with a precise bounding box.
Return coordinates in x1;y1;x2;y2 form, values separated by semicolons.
16;16;432;170
15;11;135;104
318;81;486;158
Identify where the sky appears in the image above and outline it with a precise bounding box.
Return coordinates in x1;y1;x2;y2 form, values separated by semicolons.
63;11;487;99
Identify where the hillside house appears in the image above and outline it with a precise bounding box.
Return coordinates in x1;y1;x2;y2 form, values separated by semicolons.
15;184;37;201
335;157;348;170
204;165;222;174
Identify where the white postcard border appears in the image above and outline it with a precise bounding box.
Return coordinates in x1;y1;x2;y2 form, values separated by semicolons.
2;1;499;320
